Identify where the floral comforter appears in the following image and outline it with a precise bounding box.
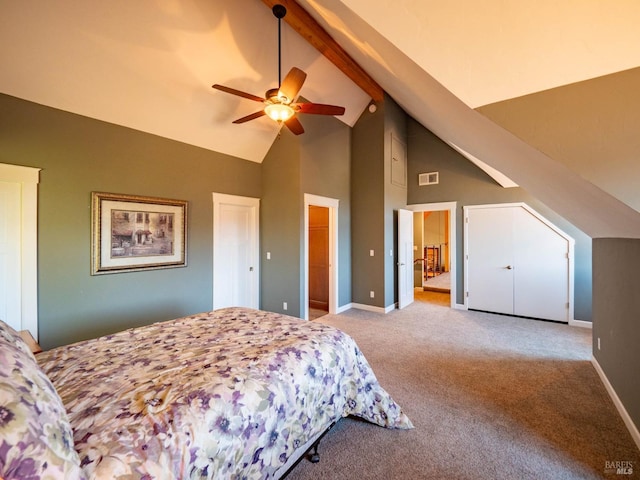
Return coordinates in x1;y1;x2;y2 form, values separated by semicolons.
37;307;412;479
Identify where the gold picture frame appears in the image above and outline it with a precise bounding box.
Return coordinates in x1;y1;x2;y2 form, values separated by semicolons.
91;192;187;275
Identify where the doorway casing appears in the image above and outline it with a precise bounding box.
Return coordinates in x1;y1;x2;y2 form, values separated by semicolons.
212;193;260;310
407;201;458;309
303;194;339;320
0;163;39;338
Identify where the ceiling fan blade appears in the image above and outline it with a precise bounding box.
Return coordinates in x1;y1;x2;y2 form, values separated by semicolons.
297;103;346;116
212;84;265;103
279;67;307;102
284;116;305;135
232;110;266;124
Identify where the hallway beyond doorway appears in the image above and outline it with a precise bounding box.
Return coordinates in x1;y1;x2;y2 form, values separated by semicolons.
423;271;451;293
415;288;450;307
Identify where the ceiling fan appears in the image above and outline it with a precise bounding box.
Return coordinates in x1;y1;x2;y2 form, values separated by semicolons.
212;4;345;135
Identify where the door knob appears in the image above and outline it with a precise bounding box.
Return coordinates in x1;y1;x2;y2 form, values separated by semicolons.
504;265;512;270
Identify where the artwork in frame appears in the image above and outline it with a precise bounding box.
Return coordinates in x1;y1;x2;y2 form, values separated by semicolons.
91;192;187;275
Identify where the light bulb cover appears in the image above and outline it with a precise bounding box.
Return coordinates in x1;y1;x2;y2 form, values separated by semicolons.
265;103;295;122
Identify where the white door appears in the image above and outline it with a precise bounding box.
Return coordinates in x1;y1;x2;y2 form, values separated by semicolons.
0;181;22;330
212;194;259;310
0;164;39;338
398;209;414;309
513;208;570;321
466;204;571;322
467;207;515;315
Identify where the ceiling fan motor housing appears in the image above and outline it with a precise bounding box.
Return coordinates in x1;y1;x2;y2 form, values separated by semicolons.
266;88;287;103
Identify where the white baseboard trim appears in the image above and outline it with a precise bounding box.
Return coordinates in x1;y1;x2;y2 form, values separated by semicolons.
351;303;387;314
591;356;640;451
569;319;592;329
336;303;352;314
337;303;405;314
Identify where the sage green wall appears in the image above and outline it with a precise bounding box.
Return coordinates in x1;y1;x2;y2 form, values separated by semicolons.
0;94;262;349
299;114;352;309
261;131;302;316
383;96;408;308
406;118;593;321
350;95;408;309
477;67;640;213
261;113;352;317
351;103;385;307
593;238;640;431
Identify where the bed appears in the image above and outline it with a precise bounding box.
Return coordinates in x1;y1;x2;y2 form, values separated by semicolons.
0;307;412;479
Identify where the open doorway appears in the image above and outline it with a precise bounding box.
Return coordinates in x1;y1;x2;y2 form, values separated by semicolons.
409;202;457;308
421;211;451;291
303;194;339;321
308;205;329;319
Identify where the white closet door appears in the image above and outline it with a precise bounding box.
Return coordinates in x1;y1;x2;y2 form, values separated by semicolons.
467;207;514;315
0;181;21;330
513;208;569;322
466;205;571;322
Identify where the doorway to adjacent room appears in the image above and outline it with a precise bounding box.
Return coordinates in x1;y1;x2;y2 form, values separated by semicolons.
308;205;329;320
303;194;339;321
408;202;457;309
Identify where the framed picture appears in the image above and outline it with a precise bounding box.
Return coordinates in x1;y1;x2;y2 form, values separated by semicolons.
91;192;187;275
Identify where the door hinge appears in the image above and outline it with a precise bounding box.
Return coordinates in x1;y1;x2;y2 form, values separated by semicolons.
466;291;469;297
566;302;570;309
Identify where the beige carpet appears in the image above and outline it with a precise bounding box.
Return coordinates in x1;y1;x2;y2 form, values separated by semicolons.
288;291;640;480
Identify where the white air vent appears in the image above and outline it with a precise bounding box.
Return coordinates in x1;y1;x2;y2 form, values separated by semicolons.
419;172;439;186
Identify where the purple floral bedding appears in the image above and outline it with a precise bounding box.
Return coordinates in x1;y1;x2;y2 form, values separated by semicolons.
0;320;85;480
35;307;412;479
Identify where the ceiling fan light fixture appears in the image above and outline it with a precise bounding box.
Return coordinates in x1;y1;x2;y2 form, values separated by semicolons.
211;3;344;135
265;103;295;122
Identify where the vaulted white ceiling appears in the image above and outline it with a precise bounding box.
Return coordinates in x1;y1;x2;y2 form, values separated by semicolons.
0;0;370;162
3;0;639;162
337;0;640;108
2;0;640;236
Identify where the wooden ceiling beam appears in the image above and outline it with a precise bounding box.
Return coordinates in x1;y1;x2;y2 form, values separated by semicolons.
261;0;384;103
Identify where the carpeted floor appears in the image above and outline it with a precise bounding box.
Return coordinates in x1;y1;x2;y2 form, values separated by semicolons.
288;291;640;480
